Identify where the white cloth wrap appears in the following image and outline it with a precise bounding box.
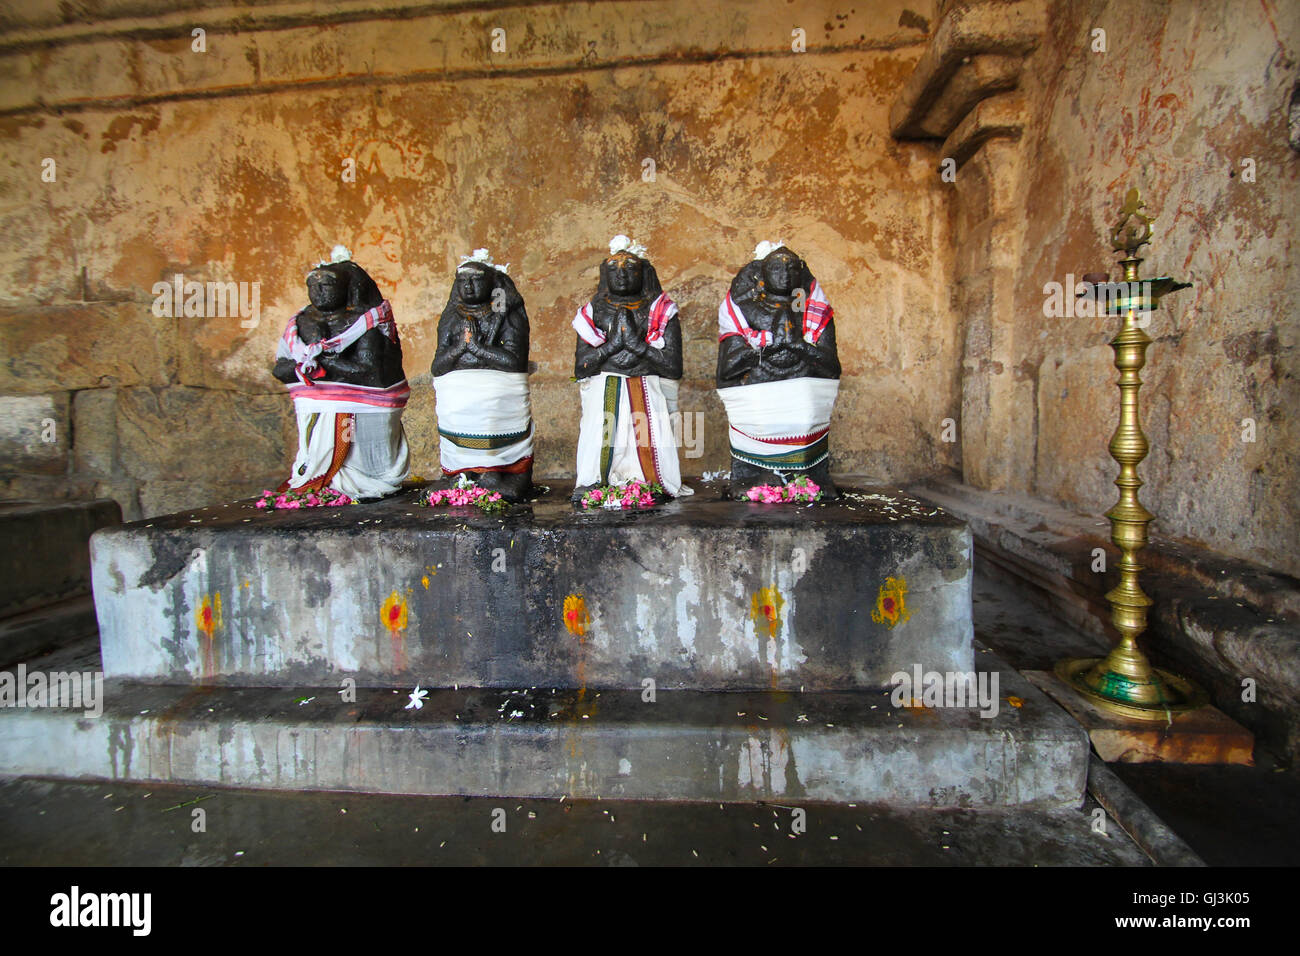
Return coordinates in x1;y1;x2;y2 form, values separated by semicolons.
717;377;840;471
575;372;691;496
432;368;533;473
287;391;410;499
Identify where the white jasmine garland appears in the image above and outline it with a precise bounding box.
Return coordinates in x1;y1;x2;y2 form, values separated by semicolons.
754;239;787;261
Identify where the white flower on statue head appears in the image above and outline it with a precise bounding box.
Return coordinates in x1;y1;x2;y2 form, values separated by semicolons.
754;239;787;261
310;244;354;272
458;247;508;274
609;234;647;259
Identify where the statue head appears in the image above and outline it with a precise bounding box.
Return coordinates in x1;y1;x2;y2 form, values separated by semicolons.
729;241;817;308
456;263;495;305
306;266;346;311
761;247;801;295
602;251;645;297
305;254;383;313
442;256;525;324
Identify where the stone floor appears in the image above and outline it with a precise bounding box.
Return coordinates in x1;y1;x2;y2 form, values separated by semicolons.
0;776;1148;866
0;564;1294;866
972;568;1300;868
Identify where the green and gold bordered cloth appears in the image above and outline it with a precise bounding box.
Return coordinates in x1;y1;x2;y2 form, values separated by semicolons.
728;431;829;471
438;421;532;450
599;373;621;483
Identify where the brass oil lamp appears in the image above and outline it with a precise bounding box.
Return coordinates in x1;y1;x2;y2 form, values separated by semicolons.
1056;188;1207;721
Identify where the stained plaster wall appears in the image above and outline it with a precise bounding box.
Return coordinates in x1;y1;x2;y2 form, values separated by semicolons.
0;0;957;519
2;0;1295;581
985;0;1300;577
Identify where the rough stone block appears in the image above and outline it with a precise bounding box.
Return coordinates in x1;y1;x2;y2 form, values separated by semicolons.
116;386;294;483
0;498;121;615
0;303;173;392
72;388;118;477
0;393;69;475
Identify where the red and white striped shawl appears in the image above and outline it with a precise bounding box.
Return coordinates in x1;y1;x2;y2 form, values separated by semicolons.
717;279;832;348
278;299;408;409
278;300;399;384
572;293;678;348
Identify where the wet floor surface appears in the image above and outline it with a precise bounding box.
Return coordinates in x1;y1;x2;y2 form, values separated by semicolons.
0;776;1147;866
972;566;1300;867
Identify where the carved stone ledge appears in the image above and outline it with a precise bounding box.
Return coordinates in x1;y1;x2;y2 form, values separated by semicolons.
890;0;1044;145
941;91;1026;168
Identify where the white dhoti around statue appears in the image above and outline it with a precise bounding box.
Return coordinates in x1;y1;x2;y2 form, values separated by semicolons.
432;368;534;475
284;381;411;499
717;376;839;474
575;372;690;496
276;299;410;498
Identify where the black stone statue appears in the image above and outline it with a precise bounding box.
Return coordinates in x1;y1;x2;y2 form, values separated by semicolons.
574;252;683;382
271;247;410;498
716;243;841;499
430;251;534;501
571;236;688;500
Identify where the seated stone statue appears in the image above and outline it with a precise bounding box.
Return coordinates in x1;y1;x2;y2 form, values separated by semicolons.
716;241;841;499
572;235;689;501
430;249;534;502
271;245;410;499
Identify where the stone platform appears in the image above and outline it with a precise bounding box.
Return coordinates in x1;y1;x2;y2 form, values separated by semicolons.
0;637;1085;808
91;481;974;690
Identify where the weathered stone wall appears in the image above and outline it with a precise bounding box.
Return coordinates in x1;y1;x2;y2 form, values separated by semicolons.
1012;0;1300;578
4;0;1295;581
893;0;1299;578
0;0;957;519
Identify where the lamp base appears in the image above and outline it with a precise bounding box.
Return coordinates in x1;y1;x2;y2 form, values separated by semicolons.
1054;657;1207;723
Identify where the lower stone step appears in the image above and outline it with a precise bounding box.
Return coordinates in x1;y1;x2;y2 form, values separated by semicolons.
0;596;98;668
1;499;121;617
0;648;1086;808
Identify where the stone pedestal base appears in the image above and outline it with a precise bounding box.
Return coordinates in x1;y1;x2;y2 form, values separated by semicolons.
0;646;1085;808
91;482;974;690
